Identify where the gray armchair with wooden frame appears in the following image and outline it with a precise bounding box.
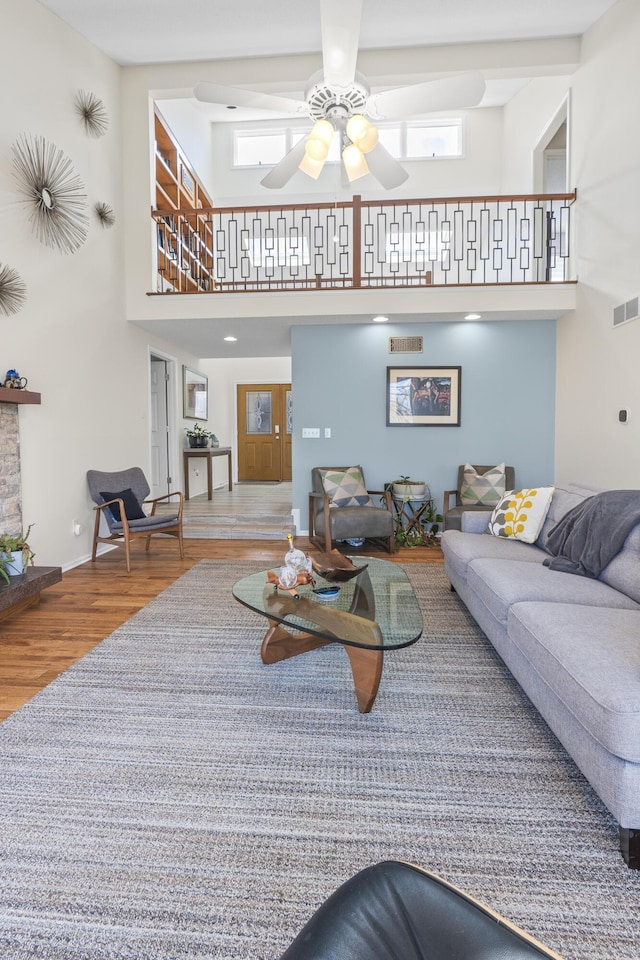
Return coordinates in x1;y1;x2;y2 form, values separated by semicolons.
443;463;515;531
87;467;184;573
309;465;395;555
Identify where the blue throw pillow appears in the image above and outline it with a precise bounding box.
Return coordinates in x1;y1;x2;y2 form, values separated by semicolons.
99;488;145;523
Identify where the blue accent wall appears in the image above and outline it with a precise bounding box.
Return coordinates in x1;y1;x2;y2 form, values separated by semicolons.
291;319;556;530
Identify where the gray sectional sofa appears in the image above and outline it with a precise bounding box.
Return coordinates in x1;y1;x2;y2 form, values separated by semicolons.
441;482;640;868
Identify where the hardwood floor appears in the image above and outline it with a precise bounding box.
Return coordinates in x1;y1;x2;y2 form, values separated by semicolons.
0;507;443;721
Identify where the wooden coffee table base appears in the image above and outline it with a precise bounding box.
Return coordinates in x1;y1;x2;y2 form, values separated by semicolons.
260;619;384;714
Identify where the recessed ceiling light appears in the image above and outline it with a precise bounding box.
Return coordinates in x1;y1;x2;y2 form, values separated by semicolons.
464;313;482;320
372;315;389;323
224;335;237;341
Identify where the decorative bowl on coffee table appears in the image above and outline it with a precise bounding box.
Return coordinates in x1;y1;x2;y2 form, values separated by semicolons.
309;549;368;582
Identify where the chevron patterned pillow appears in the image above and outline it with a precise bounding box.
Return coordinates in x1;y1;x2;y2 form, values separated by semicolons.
320;467;374;508
460;463;506;506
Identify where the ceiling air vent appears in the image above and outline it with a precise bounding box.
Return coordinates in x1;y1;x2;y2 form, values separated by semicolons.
389;336;423;354
613;297;639;327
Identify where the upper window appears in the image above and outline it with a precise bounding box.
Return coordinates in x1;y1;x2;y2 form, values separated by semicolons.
232;119;463;168
405;121;462;159
234;130;288;167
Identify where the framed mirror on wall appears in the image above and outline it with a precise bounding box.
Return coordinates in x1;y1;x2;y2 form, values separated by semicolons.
183;366;208;420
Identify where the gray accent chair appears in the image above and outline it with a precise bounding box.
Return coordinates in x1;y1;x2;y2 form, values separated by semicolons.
443;464;515;531
309;465;395;555
87;467;184;573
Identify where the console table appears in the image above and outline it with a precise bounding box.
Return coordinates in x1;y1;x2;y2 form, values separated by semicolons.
183;446;232;500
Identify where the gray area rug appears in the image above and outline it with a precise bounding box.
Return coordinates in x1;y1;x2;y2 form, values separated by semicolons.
1;561;639;959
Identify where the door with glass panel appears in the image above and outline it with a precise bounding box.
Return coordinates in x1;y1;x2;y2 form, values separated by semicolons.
237;383;292;482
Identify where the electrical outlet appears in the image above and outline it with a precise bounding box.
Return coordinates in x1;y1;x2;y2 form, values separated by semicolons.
73;520;83;536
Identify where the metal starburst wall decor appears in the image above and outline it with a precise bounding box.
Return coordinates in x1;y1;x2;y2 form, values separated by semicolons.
75;89;109;138
0;263;27;316
11;134;89;254
94;201;116;228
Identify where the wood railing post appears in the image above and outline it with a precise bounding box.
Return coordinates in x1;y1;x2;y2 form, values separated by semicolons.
352;194;362;289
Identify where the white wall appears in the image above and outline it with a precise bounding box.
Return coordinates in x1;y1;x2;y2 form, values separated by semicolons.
500;76;570;193
554;0;640;486
1;0;210;569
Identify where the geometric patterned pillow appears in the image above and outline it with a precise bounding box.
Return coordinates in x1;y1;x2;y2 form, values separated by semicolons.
460;463;506;506
488;487;555;543
320;467;374;508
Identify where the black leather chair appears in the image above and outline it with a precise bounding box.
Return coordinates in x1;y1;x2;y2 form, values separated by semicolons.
280;860;563;960
309;465;395;555
443;463;515;532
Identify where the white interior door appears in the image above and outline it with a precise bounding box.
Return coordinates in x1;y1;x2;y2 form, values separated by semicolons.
150;357;170;497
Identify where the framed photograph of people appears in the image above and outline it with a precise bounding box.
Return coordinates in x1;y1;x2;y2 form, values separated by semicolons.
386;366;461;426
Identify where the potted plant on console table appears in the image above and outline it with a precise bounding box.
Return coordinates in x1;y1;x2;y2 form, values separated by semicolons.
185;423;213;448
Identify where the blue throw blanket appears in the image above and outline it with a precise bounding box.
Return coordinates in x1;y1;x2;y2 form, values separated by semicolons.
543;489;640;578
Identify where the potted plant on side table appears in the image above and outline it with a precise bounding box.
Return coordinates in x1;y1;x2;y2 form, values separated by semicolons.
0;524;35;579
185;423;213;448
384;480;443;548
388;476;427;499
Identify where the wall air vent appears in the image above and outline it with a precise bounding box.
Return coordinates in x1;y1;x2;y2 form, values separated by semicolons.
613;297;639;327
389;336;423;354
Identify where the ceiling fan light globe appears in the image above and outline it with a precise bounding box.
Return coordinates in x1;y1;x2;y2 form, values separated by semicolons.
342;143;369;182
346;113;369;144
299;153;325;180
305;137;329;162
304;137;329;161
311;119;335;145
358;124;379;153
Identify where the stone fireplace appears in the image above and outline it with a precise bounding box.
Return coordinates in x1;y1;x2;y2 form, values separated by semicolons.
0;386;62;619
0;401;23;535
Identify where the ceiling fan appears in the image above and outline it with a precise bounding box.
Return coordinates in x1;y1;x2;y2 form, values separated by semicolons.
194;0;485;190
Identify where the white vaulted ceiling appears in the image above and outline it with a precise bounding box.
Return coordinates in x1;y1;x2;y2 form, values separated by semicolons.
36;0;617;67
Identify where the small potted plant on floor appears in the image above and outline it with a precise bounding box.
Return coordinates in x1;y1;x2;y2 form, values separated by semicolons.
185;423;213;448
0;524;35;577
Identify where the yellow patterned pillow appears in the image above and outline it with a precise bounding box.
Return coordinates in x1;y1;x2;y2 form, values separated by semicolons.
488;487;555;543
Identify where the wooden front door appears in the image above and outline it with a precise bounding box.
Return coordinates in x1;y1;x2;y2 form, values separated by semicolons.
237;383;292;482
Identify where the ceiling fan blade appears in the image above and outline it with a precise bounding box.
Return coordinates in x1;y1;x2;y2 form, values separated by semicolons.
367;72;486;120
365;143;409;190
260;138;309;189
194;81;307;115
320;0;363;89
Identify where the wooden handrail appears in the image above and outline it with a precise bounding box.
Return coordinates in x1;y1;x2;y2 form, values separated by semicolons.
152;190;576;219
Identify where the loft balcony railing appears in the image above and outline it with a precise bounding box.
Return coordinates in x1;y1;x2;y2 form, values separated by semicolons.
151;191;576;295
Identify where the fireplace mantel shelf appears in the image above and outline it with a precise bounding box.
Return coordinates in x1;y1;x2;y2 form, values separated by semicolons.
0;387;41;405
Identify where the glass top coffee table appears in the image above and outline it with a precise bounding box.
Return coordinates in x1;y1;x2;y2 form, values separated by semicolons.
232;557;423;713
